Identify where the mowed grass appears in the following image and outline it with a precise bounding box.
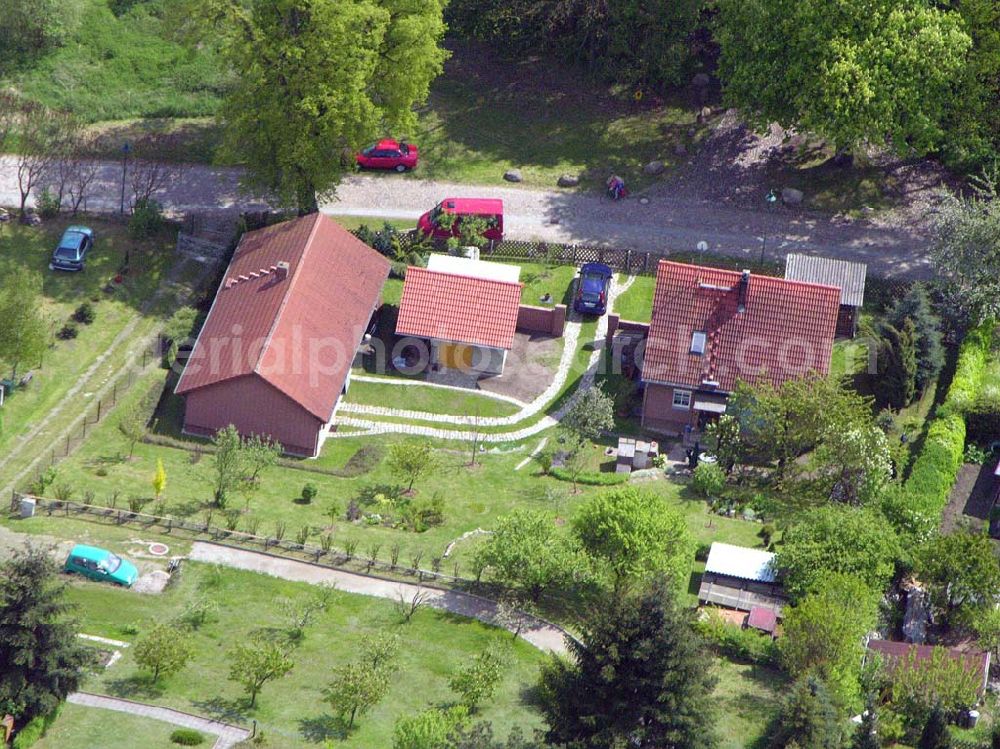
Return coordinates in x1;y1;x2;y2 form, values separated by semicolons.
0;219;179;471
56;562;546;748
712;658;786;749
612;274;656;322
343;379;520;418
12;0;226;122
36;704;182;749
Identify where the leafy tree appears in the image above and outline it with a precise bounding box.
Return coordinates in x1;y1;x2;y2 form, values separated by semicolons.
692;462;725;500
0;545;88;722
226;635;294;708
715;0;970;155
776;505;900;599
851;699;881;749
768;675;843;749
393;706;469;749
873;319;918;409
538;579;718;749
212;425;244;508
449;639;513;711
474;509;579;601
361;631;401;673
703;414;742;474
572;487;693;593
239;433;282;507
561;388;615;442
162;306;199;368
780;573;879;707
810;417;893;507
388;441;436;493
0;0;82;62
325;661;391;729
930;168;1000;321
886;284;945;394
917;704;951;749
559;433;591;494
133;624;192;682
152;459;167;501
203;0;448;213
0;267;49;380
914;529;1000;627
888;648;982;731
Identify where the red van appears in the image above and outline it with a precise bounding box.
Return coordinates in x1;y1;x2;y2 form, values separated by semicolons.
417;198;504;242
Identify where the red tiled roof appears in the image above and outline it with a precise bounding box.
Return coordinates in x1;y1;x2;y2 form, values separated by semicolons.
395;267;523;350
867;639;990;694
175;214;390;422
642;261;840;391
746;606;778;634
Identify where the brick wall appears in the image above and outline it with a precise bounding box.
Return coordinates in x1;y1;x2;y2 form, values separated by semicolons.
517;304;566;337
606;313;650;348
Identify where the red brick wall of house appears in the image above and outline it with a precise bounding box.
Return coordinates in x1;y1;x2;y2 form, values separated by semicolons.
641;384;697;434
182;376;324;457
516;304;566;337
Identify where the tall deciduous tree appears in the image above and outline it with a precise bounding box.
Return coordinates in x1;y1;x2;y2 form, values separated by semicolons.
931;169;1000;322
715;0;969;155
780;573;879;708
474;509;579;601
0;545;88;722
0;267;49;380
538;580;718;749
203;0;448;213
776;506;900;599
561;388;615;442
572;487;692;593
914;529;1000;627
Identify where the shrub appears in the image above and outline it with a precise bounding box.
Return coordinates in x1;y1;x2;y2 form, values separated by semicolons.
35;188;60;218
400;493;445;532
696;610;779;667
73;302;95;324
57;322;78;340
939;320;993;418
694;542;711;562
129;198;164;239
169;728;206;746
11;705;61;749
549;467;629;486
301;483;318;503
692;462;726;499
346;499;362;521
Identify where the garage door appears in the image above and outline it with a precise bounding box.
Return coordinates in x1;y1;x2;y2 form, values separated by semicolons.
438;342;475;370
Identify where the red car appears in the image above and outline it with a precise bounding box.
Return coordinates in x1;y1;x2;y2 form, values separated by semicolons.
356;139;418;172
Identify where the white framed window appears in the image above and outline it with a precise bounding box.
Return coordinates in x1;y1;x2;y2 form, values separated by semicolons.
672;389;692;409
690;331;707;355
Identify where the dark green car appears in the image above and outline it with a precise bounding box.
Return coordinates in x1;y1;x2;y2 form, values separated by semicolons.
64;544;139;587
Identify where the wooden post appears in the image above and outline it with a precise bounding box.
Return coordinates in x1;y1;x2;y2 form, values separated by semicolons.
65;434;70;455
96;399;102;422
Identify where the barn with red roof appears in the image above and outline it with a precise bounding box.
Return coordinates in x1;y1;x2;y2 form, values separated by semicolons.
640;260;840;433
175;213;389;457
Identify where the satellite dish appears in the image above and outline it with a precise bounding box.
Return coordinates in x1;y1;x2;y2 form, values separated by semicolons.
696;241;708;252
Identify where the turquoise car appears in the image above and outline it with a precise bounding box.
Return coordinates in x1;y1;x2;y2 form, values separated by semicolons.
64;545;139;587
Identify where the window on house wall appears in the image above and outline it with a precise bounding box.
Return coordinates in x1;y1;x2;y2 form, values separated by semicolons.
673;389;692;409
690;331;706;355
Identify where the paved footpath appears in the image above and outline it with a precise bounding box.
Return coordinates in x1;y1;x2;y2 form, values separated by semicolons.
67;693;250;749
0;156;931;278
189;542;570;654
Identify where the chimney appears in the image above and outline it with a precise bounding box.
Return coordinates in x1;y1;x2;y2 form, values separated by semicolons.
275;261;290;281
737;270;750;312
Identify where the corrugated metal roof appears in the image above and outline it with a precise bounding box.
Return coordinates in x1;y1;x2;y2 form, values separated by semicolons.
704;542;777;583
784;253;867;307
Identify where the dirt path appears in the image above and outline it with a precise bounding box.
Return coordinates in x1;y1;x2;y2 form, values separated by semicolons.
66;693;249;749
188;542;570;654
0;154;932;278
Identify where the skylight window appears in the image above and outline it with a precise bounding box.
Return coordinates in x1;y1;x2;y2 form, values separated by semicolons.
690;331;707;355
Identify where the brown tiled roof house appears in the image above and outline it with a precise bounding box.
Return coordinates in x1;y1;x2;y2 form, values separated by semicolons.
175;214;389;457
640;260;840;434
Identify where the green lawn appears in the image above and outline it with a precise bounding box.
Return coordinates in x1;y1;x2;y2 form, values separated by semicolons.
712;658;786;749
0;218;184;486
51;562;546;748
612;274;656;322
343;379;520;418
519;264;578;308
12;0;225;123
37;704;183;749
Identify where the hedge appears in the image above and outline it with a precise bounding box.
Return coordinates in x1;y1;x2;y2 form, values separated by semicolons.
897;319;995;532
170;728;206;745
549;467;629;486
12;706;61;749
